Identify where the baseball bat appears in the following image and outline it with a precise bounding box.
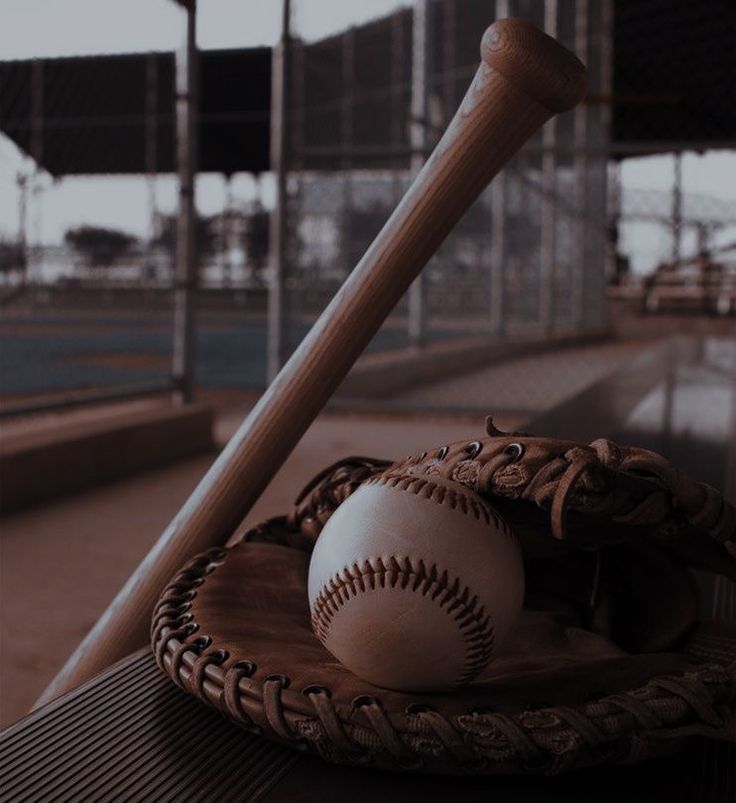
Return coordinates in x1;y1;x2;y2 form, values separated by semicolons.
38;18;587;705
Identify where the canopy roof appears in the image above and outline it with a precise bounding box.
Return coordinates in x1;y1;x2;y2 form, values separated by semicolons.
0;48;271;176
611;0;736;155
0;0;732;176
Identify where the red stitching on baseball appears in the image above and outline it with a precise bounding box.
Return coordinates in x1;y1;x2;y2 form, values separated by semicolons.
367;471;516;542
311;557;495;686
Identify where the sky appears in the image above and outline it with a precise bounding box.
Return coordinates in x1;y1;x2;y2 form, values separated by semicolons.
0;0;412;245
0;0;734;274
0;0;413;58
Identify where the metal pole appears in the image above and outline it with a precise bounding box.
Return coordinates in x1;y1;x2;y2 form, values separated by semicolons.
30;59;43;169
172;1;198;404
490;181;513;337
441;0;456;117
696;222;709;255
16;173;28;286
671;152;682;268
408;0;433;348
571;0;589;329
390;7;406;266
30;58;43;287
341;28;355;281
607;159;622;282
539;0;558;333
222;175;234;288
267;0;291;382
600;0;614;327
390;12;406;148
489;0;510;336
145;52;159;284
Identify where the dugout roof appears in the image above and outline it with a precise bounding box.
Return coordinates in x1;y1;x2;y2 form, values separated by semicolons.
0;48;271;176
0;0;733;176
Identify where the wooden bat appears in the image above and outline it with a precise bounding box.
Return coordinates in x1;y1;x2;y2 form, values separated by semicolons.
38;18;587;705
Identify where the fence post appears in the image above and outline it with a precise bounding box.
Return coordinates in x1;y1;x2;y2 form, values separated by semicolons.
267;0;292;382
172;0;198;404
571;0;589;330
29;58;44;288
489;0;510;336
601;0;614;327
671;152;683;268
539;0;559;334
408;0;433;348
145;51;159;287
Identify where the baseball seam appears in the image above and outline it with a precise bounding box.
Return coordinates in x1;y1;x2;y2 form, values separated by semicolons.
311;556;495;686
367;472;516;542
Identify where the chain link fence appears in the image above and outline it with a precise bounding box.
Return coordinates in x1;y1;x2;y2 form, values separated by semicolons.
0;47;179;410
610;160;736;316
279;0;612;361
608;0;736;316
2;0;733;414
0;21;273;413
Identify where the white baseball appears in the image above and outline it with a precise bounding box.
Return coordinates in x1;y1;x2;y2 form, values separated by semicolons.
308;472;524;691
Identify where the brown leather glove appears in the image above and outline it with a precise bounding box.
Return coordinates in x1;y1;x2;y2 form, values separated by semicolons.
152;419;736;775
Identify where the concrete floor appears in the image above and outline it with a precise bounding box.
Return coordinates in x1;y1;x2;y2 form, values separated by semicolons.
1;408;518;728
392;338;649;412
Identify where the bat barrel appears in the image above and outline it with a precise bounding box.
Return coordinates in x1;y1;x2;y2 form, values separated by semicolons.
481;18;588;113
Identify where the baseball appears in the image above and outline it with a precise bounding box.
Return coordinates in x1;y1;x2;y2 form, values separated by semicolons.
308;471;524;691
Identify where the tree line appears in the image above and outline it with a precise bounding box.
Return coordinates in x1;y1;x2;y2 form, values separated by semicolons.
0;207;270;281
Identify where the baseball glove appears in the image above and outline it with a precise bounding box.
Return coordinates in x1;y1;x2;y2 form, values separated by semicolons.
151;418;736;775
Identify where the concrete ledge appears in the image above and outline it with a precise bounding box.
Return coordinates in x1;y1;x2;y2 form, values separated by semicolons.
526;336;701;441
0;403;215;515
338;328;610;399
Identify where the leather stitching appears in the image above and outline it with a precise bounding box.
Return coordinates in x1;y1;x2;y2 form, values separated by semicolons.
311;556;496;686
151;540;736;773
368;471;516;541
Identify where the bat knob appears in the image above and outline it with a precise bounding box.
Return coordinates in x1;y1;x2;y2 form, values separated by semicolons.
481;18;588;113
